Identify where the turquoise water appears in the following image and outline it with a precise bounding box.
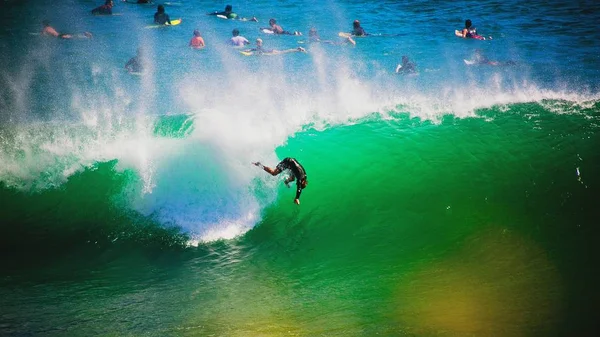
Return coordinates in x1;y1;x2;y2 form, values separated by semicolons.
1;0;599;336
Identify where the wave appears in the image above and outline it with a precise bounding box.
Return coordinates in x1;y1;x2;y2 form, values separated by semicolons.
1;95;598;252
1;31;599;245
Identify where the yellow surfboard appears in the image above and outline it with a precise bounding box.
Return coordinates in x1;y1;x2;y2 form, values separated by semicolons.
146;18;182;29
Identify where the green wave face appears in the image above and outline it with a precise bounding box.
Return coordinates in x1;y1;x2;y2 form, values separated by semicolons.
2;101;598;335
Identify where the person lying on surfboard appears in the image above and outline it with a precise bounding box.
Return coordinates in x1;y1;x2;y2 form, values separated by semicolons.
308;27;356;45
208;4;257;21
41;20;92;39
351;20;368;36
189;30;205;49
261;18;301;35
466;49;516;66
154;5;171;25
245;38;306;55
253;158;308;205
455;19;486;40
92;0;114;15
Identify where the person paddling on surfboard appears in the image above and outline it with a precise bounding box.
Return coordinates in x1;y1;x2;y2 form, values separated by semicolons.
466;49;516;66
309;27;356;45
261;18;301;35
245;38;305;55
41;20;92;39
254;158;308;205
209;4;237;19
154;4;171;25
208;5;257;21
92;0;114;15
455;19;487;40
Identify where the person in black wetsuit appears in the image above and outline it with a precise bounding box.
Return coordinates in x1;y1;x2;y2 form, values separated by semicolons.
208;4;237;19
352;20;367;36
208;5;257;21
154;5;171;25
92;0;113;15
125;48;145;73
253;158;308;205
395;55;416;74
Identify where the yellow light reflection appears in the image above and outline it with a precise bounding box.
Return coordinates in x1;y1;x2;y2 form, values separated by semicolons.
395;227;563;336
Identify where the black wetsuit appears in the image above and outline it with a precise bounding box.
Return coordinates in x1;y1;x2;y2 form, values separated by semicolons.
154;12;171;25
352;27;367;36
209;11;237;19
276;157;307;200
91;4;113;15
125;56;143;73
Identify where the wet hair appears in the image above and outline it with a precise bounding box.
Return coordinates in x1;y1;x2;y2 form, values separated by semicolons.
232;28;239;36
105;0;112;5
465;19;472;28
157;5;165;13
402;56;409;63
225;4;232;12
256;38;263;44
269;18;276;25
42;19;50;26
308;27;317;37
353;20;360;28
193;29;201;37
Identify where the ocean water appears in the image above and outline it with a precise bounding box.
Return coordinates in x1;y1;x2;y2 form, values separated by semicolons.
1;0;599;336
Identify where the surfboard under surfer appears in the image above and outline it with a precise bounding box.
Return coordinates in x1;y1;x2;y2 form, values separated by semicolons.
254;158;308;205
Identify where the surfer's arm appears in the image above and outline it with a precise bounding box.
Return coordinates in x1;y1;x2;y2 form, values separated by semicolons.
253;162;281;176
294;185;302;204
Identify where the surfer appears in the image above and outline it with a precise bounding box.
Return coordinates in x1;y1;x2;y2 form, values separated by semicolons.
351;20;368;36
261;18;301;35
208;5;257;21
308;27;355;45
395;56;416;74
456;19;486;40
125;48;145;73
154;5;171;25
230;29;249;46
466;49;516;66
189;30;205;49
246;38;305;55
92;0;114;15
253;158;308;205
41;20;92;39
209;4;237;19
